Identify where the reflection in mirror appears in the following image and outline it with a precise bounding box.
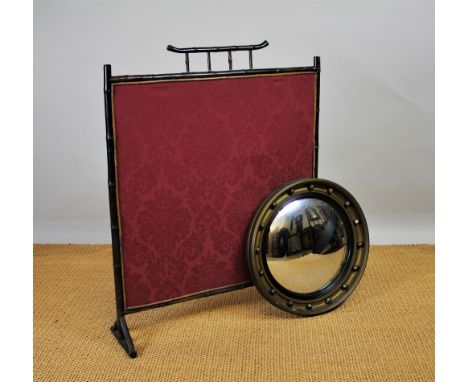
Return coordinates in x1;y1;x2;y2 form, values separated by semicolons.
264;198;347;294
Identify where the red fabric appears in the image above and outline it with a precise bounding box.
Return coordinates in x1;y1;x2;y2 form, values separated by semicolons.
113;73;317;309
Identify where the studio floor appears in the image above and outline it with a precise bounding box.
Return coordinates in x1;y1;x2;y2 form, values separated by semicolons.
33;244;434;381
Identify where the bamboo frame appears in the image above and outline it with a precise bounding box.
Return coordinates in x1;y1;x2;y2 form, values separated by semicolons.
103;56;321;358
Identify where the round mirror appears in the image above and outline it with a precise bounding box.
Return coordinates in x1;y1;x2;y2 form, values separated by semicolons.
247;178;369;316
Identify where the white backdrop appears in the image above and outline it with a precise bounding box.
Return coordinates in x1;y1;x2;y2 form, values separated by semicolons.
33;0;434;244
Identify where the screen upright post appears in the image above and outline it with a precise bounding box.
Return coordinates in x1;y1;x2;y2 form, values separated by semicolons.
103;64;137;358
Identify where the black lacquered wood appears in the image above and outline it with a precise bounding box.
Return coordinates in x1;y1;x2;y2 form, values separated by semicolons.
104;64;125;318
228;51;233;70
167;41;269;72
207;52;212;71
104;64;137;358
111;66;319;84
313;56;321;177
167;40;269;53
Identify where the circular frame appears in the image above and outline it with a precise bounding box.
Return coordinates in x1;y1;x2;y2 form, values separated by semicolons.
246;178;369;316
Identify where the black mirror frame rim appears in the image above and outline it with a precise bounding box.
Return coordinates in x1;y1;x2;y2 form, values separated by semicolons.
246;178;369;316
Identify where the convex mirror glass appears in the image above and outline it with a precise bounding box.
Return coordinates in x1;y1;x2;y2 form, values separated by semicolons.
265;198;347;295
247;178;369;316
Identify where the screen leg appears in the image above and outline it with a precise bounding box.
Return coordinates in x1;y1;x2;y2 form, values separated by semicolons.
110;316;137;358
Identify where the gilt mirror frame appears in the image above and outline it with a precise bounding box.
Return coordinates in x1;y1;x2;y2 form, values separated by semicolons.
246;178;369;316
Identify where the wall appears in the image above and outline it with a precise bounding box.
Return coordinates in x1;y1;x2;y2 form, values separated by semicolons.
34;0;434;243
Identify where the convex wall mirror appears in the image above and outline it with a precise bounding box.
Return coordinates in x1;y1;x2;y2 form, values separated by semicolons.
247;178;369;316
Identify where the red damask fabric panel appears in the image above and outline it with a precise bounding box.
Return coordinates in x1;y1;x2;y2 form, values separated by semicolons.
113;72;317;309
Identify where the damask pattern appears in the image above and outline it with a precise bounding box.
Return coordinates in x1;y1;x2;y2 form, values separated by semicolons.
113;73;317;309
